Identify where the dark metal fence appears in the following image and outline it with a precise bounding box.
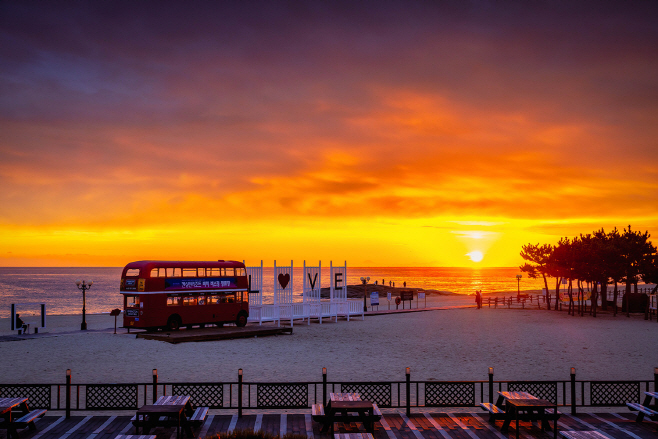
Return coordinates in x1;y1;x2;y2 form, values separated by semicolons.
1;368;656;416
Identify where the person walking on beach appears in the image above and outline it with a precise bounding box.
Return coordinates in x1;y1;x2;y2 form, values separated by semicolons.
475;290;481;309
403;281;406;288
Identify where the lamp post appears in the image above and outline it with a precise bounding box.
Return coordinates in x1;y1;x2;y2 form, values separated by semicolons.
76;279;93;330
516;274;522;300
360;276;370;312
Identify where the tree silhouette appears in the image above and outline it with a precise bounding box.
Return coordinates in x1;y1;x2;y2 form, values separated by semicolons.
519;225;657;317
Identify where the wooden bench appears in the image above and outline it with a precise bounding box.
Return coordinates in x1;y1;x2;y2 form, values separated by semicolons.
627;402;658;421
479;402;506;422
480;402;560;423
189;407;209;426
560;431;609;439
13;409;47;430
1;409;47;439
312;403;325;420
312;402;382;431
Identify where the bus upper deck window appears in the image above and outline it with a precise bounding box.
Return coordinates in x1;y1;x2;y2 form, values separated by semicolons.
236;268;246;276
166;268;181;277
197;268;206;277
150;268;164;277
207;268;220;277
126;268;140;277
225;268;235;276
182;268;197;277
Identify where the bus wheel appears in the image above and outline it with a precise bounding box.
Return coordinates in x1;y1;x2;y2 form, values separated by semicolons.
167;315;182;331
236;313;247;327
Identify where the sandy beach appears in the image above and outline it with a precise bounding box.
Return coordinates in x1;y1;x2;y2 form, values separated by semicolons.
1;294;657;385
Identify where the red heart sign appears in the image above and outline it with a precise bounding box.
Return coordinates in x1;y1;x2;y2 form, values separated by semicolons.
278;273;290;289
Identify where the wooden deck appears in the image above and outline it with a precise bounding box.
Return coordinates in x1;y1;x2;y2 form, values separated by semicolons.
3;412;656;439
135;326;293;343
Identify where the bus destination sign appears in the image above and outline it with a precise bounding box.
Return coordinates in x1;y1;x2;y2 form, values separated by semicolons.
165;277;237;290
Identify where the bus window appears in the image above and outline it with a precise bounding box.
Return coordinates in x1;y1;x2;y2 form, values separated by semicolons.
126;295;140;307
225;268;235;276
182;268;197;277
167;296;181;306
236;268;246;276
198;295;206;305
197;268;206;277
208;295;219;304
166;268;182;277
182;296;197;306
126;268;140;277
221;292;236;303
207;268;220;277
150;268;165;278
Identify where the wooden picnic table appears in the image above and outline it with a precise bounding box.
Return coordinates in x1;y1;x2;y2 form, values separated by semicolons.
135;395;195;439
481;392;558;439
627;391;658;428
324;400;377;434
502;398;558;439
155;396;193;414
313;393;381;434
496;391;536;407
330;393;361;401
0;397;46;439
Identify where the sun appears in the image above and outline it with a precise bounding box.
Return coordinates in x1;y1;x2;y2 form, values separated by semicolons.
467;250;484;262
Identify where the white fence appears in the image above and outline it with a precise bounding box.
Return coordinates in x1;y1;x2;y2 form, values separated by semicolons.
247;260;364;326
248;299;364;326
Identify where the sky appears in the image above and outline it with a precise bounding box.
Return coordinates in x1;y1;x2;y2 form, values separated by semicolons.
1;1;658;267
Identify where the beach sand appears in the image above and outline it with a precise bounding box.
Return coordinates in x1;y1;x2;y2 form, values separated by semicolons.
1;294;657;385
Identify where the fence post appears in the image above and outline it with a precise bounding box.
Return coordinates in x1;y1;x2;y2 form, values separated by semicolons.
152;369;158;403
406;367;411;416
322;367;327;405
570;367;576;415
238;369;243;418
488;367;494;404
65;369;71;419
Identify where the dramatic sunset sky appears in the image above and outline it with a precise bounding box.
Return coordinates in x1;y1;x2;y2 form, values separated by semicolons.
1;1;657;267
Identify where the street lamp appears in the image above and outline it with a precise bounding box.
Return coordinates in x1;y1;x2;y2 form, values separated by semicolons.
360;276;370;312
516;274;522;300
76;279;93;330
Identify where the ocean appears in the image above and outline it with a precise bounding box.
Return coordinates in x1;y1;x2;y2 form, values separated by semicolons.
0;266;547;318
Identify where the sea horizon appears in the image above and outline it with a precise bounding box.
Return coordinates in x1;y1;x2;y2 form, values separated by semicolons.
1;266;552;318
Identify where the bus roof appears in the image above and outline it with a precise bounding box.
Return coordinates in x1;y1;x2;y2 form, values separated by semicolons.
122;260;245;272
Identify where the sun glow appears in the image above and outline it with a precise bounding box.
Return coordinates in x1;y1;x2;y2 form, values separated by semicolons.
467;251;484;263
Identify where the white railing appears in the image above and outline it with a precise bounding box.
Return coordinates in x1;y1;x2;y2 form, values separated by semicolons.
247;299;364;326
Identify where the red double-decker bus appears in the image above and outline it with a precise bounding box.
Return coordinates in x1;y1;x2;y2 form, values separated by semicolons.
120;260;249;331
